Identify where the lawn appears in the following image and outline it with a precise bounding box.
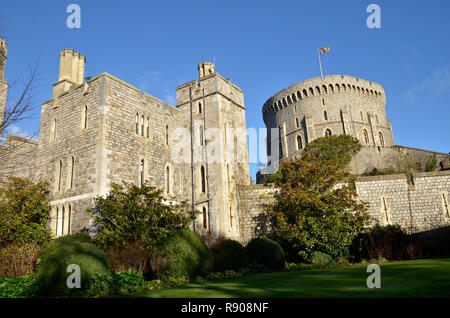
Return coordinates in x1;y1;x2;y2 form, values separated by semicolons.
132;258;450;298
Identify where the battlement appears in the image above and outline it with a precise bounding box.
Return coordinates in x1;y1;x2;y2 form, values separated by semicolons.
262;75;385;116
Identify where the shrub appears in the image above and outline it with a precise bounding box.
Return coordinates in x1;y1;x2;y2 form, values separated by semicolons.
310;252;334;266
246;263;271;274
106;242;151;275
425;154;438;172
38;232;92;261
0;243;40;276
351;224;407;261
0;275;37;298
148;250;173;279
211;239;249;271
86;270;148;297
35;241;111;297
160;229;213;278
245;237;285;271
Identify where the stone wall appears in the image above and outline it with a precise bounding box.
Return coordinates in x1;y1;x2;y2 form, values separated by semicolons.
241;170;450;243
237;184;277;244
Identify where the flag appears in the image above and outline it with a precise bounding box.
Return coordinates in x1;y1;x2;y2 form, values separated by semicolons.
318;46;330;54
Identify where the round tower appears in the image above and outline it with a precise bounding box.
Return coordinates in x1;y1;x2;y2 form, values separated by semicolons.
261;75;395;172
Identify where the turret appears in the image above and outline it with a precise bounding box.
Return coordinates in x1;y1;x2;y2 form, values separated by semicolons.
52;49;86;98
198;61;215;79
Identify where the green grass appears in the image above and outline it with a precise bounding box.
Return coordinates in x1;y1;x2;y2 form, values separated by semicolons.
131;258;450;298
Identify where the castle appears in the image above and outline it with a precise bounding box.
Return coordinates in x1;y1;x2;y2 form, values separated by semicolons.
1;38;449;242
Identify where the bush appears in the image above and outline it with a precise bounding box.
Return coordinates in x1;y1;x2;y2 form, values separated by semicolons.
310;252;334;266
106;242;151;275
0;243;40;276
351;224;407;261
35;241;110;297
0;275;37;298
245;237;285;271
38;232;92;261
86;270;149;297
160;229;213;278
211;240;249;271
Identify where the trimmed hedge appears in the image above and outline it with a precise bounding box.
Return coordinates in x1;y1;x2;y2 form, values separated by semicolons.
161;229;213;277
38;232;92;261
246;237;285;271
211;239;249;271
35;241;110;297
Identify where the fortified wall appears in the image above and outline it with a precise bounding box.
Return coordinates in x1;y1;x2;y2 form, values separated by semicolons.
239;170;450;243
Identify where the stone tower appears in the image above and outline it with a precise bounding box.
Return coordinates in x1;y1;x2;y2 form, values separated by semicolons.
176;62;250;239
0;37;7;139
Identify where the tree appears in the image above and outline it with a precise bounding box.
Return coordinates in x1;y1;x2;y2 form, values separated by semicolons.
268;153;370;262
89;181;197;252
425;154;438;172
302;134;362;170
0;177;51;246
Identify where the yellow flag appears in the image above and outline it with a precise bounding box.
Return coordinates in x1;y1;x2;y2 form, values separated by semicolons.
318;46;330;54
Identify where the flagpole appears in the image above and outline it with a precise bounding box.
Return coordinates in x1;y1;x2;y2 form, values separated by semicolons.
318;48;324;80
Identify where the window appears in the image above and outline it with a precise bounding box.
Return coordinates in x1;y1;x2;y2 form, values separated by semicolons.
57;160;63;191
363;129;369;144
202;207;207;229
136;113;139;134
166;166;170;193
199;125;203;145
229;207;233;228
69;156;74;189
442;193;449;220
51;119;57;141
56;207;63;237
297;135;303;150
323;110;328;121
141;115;144;136
360;111;364;121
322;98;325;106
81;105;88;129
295;117;299;128
382;197;390;224
201;165;206;193
199;102;202;113
325;129;332;137
165;125;169;146
379;132;385;147
140;159;144;187
67;205;72;235
278;126;284;159
146;117;150;138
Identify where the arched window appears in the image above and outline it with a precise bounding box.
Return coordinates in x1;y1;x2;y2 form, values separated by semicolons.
146;117;150;138
287;96;292;104
316;86;321;95
202;207;207;229
141;115;144;136
292;93;297;102
323;110;328;121
165;125;169;146
322;85;327;94
57;160;63;191
325;129;332;137
302;89;308;98
309;87;314;96
135;113;139;134
335;84;340;92
51;119;57;141
329;84;334;93
166;166;170;193
56;207;63;237
69;156;74;189
297;135;303;150
379;132;385;147
201;165;206;193
199;124;203;145
81;105;88;129
283;98;287;107
199;102;202;113
140;159;144;186
67;205;72;235
363;129;369;144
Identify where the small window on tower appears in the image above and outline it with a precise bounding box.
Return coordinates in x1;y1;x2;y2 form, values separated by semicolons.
199;103;202;113
324;110;328;121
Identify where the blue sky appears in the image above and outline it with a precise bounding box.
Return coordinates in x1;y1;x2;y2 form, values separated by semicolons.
1;0;449;180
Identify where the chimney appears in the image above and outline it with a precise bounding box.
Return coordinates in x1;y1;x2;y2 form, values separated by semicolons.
198;61;215;79
53;49;86;97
